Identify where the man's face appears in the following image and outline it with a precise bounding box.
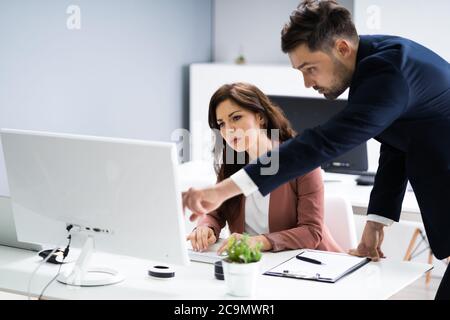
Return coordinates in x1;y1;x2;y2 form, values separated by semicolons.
289;43;353;100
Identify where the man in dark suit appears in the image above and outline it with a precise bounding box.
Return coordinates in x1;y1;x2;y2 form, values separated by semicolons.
182;0;450;299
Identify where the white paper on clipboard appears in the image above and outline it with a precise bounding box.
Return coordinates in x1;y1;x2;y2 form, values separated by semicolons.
264;249;370;283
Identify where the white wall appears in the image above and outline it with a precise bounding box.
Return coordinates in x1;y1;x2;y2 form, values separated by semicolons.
213;0;354;64
354;0;450;61
214;0;449;66
0;0;213;197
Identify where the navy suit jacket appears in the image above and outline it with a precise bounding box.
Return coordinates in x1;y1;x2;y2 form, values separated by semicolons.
244;35;450;259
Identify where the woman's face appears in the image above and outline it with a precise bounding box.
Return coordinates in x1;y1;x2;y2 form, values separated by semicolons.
215;99;264;153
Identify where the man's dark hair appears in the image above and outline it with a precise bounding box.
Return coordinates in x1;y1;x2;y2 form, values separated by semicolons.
281;0;358;53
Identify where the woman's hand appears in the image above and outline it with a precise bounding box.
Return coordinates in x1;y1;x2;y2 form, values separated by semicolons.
187;226;217;252
217;233;272;255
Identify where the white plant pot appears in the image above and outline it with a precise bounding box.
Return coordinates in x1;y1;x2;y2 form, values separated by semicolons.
222;260;261;297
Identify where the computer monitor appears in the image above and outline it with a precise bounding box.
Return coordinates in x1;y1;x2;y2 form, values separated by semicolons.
1;129;190;286
268;95;370;176
0;195;42;252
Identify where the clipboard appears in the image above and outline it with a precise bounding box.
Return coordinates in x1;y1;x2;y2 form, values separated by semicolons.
263;249;370;283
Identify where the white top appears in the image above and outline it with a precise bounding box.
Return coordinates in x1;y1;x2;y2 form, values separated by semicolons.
230;168;259;197
231;169;394;226
244;192;270;236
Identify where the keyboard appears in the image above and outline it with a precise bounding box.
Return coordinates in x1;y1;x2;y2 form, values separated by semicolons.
186;239;227;264
188;249;226;264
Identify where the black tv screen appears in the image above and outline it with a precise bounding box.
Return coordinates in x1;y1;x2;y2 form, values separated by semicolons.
268;95;369;175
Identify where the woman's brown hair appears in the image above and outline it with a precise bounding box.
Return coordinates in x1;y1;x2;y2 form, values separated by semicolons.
208;82;296;220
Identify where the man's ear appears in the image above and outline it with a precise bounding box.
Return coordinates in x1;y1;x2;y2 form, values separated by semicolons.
335;39;352;58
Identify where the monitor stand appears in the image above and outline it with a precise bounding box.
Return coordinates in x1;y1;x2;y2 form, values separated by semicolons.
57;235;124;287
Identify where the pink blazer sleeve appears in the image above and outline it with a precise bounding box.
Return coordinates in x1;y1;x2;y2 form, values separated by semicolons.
195;210;227;240
264;168;325;252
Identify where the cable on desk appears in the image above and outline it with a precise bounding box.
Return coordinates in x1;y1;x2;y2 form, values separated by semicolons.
38;230;72;300
27;224;74;300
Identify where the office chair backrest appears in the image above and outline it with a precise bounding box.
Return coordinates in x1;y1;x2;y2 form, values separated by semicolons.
323;195;358;252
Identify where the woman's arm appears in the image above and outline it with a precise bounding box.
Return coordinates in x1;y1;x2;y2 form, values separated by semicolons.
263;168;324;252
196;210;227;241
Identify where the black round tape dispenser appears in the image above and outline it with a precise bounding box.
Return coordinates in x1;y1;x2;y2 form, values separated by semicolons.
148;265;175;279
214;260;224;280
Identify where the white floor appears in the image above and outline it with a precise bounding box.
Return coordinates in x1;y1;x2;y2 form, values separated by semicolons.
390;275;440;300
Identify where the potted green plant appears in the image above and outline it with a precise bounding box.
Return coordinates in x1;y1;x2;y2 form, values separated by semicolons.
222;234;262;297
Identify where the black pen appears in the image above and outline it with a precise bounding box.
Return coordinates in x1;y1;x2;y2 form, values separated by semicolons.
296;254;325;265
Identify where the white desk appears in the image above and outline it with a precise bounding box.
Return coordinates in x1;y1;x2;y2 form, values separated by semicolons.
0;246;431;300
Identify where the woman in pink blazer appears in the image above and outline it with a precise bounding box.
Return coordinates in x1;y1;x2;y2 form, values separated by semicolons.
187;82;342;254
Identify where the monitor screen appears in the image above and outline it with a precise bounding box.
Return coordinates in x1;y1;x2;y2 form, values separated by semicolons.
268;95;368;175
